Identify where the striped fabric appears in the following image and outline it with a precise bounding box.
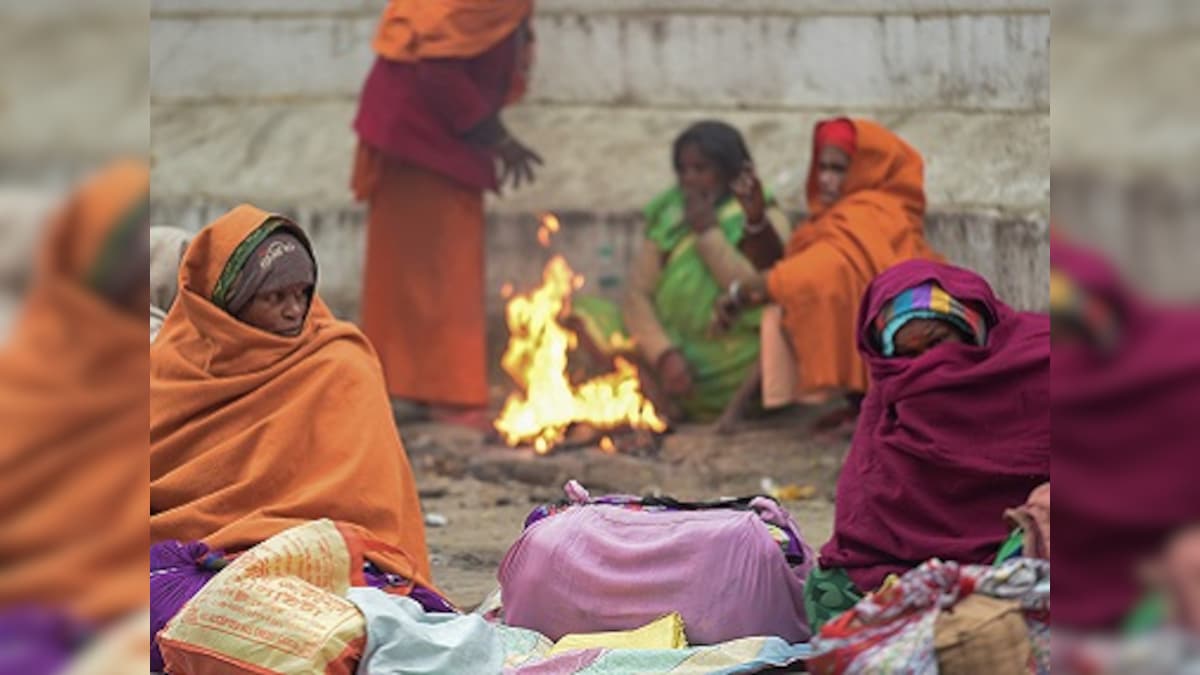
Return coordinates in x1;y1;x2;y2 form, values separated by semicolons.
1049;269;1119;348
874;282;989;357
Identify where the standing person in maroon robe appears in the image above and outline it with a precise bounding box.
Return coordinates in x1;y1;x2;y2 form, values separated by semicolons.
352;0;541;427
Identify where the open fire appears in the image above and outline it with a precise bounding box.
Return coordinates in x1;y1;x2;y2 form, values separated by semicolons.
492;214;667;454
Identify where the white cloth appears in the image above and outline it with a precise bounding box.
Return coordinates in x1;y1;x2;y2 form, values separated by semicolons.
347;587;503;675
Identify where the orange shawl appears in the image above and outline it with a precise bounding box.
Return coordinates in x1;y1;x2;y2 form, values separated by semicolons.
373;0;532;63
766;119;941;394
0;160;149;622
150;205;432;588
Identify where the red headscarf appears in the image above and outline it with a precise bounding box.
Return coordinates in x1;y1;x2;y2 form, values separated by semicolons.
814;118;857;157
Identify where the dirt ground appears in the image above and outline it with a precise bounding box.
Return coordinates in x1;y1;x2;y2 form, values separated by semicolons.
401;404;853;609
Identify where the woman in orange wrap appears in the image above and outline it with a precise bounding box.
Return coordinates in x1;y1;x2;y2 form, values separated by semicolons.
352;0;540;427
0;160;149;670
715;118;941;416
150;205;445;669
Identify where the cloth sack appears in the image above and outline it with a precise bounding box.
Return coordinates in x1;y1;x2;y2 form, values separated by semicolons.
500;481;816;645
158;520;370;675
934;594;1031;675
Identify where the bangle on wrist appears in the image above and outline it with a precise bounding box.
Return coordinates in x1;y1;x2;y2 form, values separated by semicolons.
729;280;742;307
743;217;769;234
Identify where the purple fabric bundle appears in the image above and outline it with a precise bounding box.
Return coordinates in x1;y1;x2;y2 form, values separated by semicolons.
150;540;222;672
362;563;456;614
0;606;85;675
501;488;817;644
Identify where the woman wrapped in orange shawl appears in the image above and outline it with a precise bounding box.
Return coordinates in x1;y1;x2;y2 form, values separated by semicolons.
716;118;941;406
150;205;440;666
0;160;150;671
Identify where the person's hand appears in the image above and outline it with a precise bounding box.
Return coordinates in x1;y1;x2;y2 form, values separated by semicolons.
495;136;543;191
683;188;718;234
656;349;693;397
712;293;741;334
711;276;769;334
730;161;766;226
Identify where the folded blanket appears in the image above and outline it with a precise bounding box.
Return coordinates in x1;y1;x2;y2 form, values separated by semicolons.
548;612;686;656
501;624;811;675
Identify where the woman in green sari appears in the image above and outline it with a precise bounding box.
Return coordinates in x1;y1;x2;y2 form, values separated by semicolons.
573;121;789;421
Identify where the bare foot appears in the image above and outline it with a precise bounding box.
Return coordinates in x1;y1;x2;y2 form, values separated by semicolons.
810;404;859;440
715;408;743;435
391;398;430;424
716;364;762;435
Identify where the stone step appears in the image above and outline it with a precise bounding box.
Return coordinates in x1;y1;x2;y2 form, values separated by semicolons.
151;199;1048;321
151;101;1048;215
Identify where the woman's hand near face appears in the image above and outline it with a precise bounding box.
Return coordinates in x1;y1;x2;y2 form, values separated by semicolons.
730;162;766;225
683;188;718;234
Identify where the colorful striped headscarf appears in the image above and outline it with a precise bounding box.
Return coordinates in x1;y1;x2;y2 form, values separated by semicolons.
1050;268;1120;349
873;281;988;356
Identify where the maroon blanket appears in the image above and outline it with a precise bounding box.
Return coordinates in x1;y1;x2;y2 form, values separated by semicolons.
1052;239;1200;629
353;32;518;191
819;260;1050;591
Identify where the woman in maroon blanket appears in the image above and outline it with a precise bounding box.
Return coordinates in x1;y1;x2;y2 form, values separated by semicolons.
804;259;1050;633
1052;237;1200;632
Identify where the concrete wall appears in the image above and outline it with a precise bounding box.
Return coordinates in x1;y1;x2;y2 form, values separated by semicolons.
151;1;1048;110
150;0;1050;318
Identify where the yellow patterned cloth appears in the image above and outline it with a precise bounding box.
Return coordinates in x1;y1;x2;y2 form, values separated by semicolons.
549;612;687;655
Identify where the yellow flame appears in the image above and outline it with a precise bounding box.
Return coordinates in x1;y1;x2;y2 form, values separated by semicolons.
537;227;551;247
542;213;561;233
608;332;636;353
599;436;616;454
494;252;667;452
500;282;514;299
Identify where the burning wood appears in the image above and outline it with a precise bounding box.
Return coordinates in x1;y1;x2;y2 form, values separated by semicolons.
493;215;668;454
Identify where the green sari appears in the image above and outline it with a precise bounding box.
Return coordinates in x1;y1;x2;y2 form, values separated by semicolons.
573;186;764;421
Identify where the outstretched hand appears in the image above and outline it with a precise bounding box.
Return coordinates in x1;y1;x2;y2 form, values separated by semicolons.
496;136;543;191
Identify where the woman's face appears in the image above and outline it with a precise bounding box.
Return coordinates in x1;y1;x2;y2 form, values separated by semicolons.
892;318;967;357
236;282;311;337
676;143;724;199
815;145;851;206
